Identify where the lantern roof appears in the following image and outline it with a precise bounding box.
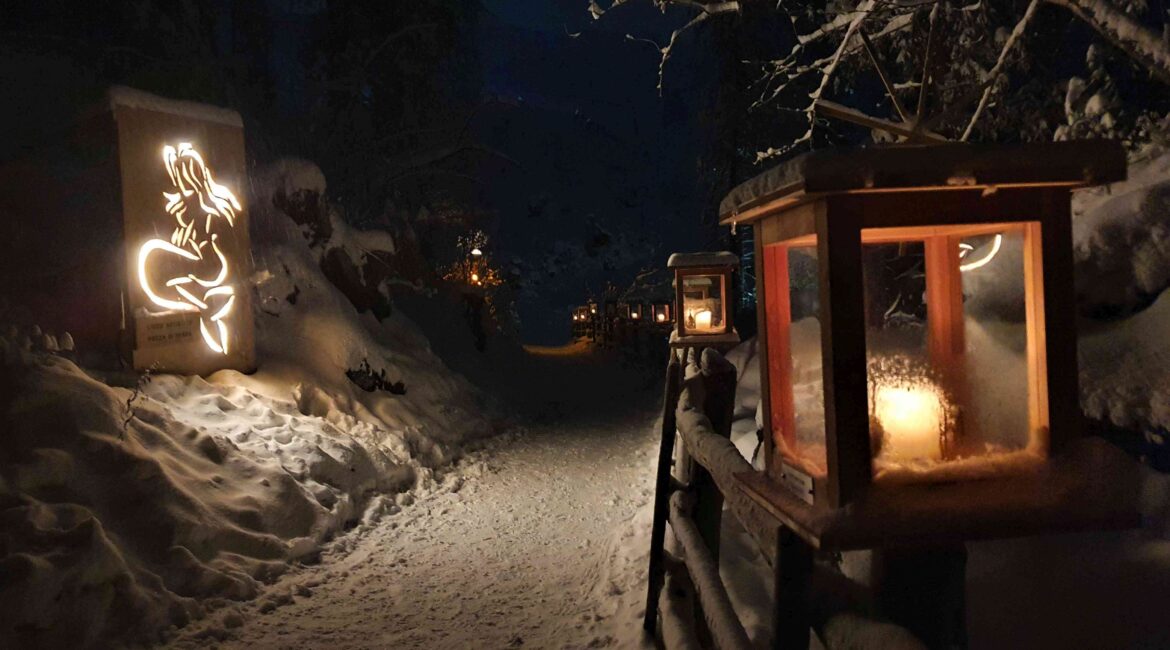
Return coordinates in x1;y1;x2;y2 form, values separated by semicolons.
666;251;740;269
719;140;1126;225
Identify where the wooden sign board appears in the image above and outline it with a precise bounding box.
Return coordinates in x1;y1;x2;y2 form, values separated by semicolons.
110;87;255;375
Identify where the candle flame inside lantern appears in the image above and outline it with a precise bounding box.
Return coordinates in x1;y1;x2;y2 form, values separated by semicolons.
656;312;666;322
873;384;944;462
693;309;713;331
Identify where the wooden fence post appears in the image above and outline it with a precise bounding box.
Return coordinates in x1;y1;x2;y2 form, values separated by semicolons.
772;526;814;649
872;544;968;648
693;348;738;557
644;350;683;633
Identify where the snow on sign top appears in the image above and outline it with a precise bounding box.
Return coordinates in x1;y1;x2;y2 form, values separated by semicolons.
718;140;1127;223
108;85;243;128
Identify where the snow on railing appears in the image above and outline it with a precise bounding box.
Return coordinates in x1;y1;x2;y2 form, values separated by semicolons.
648;346;924;650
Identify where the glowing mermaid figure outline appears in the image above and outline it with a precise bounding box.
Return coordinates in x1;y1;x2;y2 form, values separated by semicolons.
137;142;241;355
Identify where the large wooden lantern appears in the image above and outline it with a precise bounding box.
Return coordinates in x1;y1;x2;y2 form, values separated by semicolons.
723;142;1138;547
668;252;740;348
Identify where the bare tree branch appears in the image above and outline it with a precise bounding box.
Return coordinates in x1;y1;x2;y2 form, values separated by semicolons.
960;0;1041;141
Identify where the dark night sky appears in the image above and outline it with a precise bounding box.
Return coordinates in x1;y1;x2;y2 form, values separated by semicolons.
472;0;719;344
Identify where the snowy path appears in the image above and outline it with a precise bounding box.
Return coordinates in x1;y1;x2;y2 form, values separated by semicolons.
172;344;662;649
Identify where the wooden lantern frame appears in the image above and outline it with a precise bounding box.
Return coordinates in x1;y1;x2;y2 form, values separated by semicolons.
668;252;740;348
652;302;673;324
760;198;1061;508
718;142;1138;549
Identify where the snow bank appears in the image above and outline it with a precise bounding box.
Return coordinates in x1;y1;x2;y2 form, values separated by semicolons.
725;337;764;468
1081;288;1170;436
1073;152;1170;318
0;162;493;647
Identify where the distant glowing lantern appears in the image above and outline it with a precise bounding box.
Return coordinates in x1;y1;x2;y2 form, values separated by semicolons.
667;252;739;348
471;247;483;257
652;302;672;324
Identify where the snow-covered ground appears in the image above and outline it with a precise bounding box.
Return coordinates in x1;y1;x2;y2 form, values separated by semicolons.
0;160;497;648
165;343;663;649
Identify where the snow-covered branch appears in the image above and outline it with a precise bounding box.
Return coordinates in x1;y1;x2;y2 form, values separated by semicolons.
602;0;741;93
590;0;739;20
1045;0;1170;84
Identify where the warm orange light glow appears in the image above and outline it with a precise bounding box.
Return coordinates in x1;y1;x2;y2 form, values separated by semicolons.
656;312;666;322
138;142;240;355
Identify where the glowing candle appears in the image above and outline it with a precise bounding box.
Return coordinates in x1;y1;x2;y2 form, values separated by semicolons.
873;385;943;461
694;309;713;331
656;312;666;322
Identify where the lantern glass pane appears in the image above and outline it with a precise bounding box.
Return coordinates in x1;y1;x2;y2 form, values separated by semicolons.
861;226;1042;482
766;243;827;478
681;273;726;335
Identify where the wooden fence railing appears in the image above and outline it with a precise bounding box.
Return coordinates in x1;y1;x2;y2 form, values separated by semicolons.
645;347;926;650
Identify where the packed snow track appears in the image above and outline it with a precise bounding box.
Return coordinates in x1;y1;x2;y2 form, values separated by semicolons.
170;342;661;649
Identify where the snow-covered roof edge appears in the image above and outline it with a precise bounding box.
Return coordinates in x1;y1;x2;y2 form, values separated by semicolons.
108;86;243;128
667;251;739;269
719;140;1127;221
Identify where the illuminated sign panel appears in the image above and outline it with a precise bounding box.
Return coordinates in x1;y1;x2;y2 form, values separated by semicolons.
111;87;255;375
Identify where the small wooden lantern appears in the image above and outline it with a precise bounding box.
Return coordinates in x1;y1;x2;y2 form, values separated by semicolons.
652;302;673;324
571;306;589;338
629;303;644;321
668;252;740;348
722;142;1137;547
